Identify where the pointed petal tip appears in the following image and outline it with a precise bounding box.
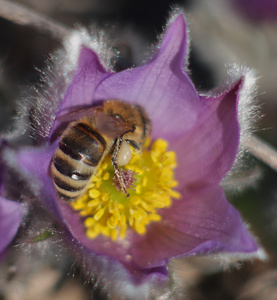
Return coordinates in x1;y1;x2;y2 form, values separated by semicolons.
165;11;187;41
168;12;185;25
172;12;186;26
156;10;189;67
167;7;186;25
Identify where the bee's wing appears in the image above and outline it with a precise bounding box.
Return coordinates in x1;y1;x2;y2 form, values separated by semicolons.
55;107;132;138
56;107;102;124
51;107;102;141
95;111;133;138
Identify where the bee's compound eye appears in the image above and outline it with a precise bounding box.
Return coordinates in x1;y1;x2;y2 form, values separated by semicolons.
117;140;132;166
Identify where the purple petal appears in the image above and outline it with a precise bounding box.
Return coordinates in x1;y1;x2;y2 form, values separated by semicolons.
94;15;200;141
0;196;24;254
58;47;112;114
171;80;241;188
54;15;200;143
50;47;113;137
130;185;258;268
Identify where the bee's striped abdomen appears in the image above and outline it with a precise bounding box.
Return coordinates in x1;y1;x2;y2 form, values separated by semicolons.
51;122;107;201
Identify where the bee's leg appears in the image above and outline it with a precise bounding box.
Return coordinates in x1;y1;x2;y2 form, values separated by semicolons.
111;137;130;197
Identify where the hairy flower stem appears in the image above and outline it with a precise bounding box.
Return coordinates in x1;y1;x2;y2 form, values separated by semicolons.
0;0;70;43
244;135;277;172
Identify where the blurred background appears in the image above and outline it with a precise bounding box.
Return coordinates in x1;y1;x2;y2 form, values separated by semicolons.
1;0;277;299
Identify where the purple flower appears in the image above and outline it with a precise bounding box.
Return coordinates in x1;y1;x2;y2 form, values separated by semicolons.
231;0;277;21
5;11;264;295
0;141;24;257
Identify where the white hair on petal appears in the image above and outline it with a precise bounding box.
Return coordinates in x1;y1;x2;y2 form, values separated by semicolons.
200;64;261;179
206;248;267;269
68;25;114;71
7;25;113;145
230;66;261;181
227;64;261;148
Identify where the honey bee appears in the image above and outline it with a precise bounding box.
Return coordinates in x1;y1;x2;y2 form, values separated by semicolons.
51;100;151;201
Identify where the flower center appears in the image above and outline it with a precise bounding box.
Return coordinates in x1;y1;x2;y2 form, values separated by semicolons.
70;139;180;241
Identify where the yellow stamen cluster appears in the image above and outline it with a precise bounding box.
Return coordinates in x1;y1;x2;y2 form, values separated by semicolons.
70;139;181;241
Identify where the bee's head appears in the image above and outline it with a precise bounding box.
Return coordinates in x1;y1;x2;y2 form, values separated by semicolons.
103;99;151;148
